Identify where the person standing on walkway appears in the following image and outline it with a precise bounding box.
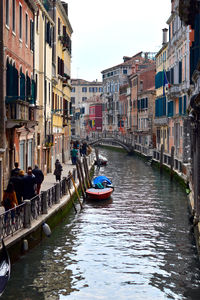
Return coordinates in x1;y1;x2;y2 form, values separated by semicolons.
32;164;44;194
9;170;23;204
2;182;18;223
54;159;63;182
71;147;78;165
23;167;36;200
11;162;20;177
81;142;88;156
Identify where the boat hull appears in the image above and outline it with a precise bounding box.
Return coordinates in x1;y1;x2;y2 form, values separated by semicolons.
0;240;11;296
86;187;113;200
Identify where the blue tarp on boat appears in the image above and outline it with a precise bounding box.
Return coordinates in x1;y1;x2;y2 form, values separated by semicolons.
93;176;112;185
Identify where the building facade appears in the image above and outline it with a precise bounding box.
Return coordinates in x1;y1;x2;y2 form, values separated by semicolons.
70;79;103;138
166;0;191;165
51;0;72;167
34;0;54;174
4;0;38;188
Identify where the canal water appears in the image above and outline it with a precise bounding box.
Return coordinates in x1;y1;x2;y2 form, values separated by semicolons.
2;149;200;300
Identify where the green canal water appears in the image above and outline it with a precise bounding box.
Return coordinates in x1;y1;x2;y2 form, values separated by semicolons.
2;149;200;300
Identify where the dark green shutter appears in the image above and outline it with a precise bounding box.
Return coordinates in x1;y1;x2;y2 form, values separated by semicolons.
20;72;25;100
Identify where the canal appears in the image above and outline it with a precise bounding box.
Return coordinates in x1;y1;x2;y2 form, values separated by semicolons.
2;149;200;300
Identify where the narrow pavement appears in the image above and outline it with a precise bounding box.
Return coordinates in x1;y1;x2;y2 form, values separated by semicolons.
41;159;75;192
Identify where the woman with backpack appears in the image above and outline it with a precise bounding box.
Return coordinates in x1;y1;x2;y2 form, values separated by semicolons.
2;183;18;223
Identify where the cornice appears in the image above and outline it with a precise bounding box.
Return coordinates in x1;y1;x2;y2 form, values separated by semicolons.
57;0;73;34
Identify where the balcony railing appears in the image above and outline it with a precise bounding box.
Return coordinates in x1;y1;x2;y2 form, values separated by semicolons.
6;99;38;128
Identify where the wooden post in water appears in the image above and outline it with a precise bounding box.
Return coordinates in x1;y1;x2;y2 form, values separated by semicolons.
170;146;175;180
160;144;164;172
75;163;86;201
77;158;87;192
83;156;91;188
95;148;100;167
66;176;77;213
69;171;83;209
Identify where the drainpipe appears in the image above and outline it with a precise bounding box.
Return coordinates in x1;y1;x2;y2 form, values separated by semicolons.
44;16;47;170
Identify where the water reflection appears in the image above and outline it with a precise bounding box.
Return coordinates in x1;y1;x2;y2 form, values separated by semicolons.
2;149;200;300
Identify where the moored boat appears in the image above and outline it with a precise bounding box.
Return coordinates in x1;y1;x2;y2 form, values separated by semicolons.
92;175;113;189
86;187;113;200
95;154;108;166
0;239;11;296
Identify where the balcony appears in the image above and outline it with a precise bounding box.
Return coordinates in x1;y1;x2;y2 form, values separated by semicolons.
154;116;169;126
58;35;72;54
6;99;38;129
168;84;182;98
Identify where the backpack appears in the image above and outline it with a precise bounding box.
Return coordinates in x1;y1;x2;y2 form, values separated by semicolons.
4;197;11;210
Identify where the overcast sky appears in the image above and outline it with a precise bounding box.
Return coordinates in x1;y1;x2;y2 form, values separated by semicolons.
64;0;171;82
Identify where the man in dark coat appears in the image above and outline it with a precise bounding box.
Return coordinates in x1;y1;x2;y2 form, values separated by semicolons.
11;162;20;177
32;164;44;194
23;167;36;200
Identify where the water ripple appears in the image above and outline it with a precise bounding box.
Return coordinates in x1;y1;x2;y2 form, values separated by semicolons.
2;149;200;300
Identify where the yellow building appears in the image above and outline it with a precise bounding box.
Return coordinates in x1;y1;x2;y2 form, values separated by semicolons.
34;0;54;173
51;1;73;166
155;29;169;153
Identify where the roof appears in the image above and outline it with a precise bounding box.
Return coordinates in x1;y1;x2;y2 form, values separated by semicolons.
101;52;144;73
71;79;102;85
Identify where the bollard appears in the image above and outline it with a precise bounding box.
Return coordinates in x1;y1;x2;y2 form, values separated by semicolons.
24;200;31;228
41;191;48;214
55;183;61;204
63;177;68;195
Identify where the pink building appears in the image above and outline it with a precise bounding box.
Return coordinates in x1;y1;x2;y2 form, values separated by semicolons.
89;104;102;132
3;0;37;184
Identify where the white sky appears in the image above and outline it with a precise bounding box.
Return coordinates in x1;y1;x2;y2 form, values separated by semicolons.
64;0;171;82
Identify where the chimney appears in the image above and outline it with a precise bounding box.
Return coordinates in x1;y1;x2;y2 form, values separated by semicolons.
162;28;168;45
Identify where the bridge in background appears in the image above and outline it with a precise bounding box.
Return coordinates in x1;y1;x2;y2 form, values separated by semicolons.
88;136;134;153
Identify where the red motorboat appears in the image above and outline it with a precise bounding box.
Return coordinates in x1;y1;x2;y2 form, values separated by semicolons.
86;187;113;200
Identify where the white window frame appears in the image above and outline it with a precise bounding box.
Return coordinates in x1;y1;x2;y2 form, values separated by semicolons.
12;0;16;32
6;0;10;27
19;3;22;41
25;12;28;46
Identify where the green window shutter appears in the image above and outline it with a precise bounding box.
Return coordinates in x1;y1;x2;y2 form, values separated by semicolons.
13;67;19;100
6;63;11;97
26;75;31;100
20;72;25;100
183;95;187;114
30;80;36;105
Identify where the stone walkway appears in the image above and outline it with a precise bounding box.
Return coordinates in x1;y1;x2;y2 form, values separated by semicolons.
41;159;76;192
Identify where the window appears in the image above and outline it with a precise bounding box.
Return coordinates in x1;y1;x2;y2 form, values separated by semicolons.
71;87;75;92
12;0;15;32
82;97;87;101
30;19;34;51
6;0;9;26
58;18;61;35
19;4;22;40
25;13;28;45
123;68;127;74
89;87;93;92
71;97;75;104
82;87;87;92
